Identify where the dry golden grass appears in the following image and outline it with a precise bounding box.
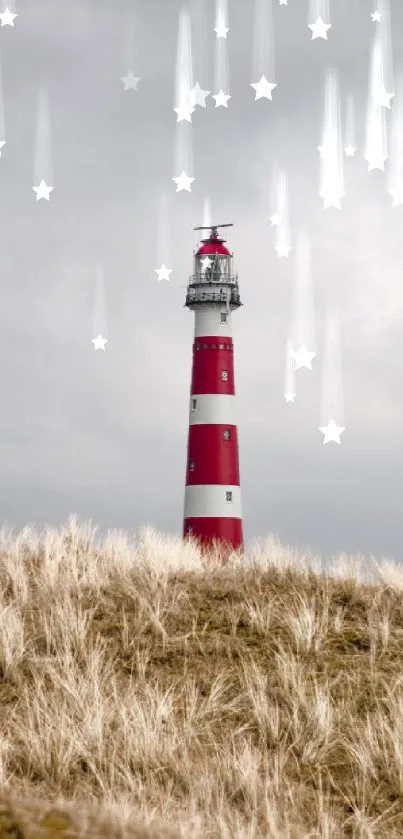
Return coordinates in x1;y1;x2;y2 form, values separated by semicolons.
0;516;403;837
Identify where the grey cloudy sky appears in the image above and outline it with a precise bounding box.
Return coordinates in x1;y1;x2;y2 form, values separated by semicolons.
0;0;402;565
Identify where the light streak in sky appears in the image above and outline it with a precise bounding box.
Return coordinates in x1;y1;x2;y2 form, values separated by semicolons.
290;232;316;371
33;88;54;201
120;1;141;92
344;94;357;156
319;305;345;445
214;0;229;38
284;339;296;402
91;263;108;352
274;169;292;257
308;0;331;40
364;36;388;170
174;6;194;123
154;192;173;282
250;0;277;102
318;68;344;209
387;71;403;206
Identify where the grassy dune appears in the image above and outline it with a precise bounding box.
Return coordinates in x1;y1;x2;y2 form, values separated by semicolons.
0;515;403;837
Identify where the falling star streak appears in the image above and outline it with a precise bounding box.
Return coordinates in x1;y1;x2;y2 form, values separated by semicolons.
174;6;194;123
284;339;296;402
213;1;231;107
365;37;388;170
250;0;277;102
188;0;210;108
265;158;280;222
387;71;403;206
274;169;291;257
318;68;344;209
369;19;394;111
120;1;141;92
172;8;195;191
319;306;345;445
344;94;357;155
32;88;54;201
374;0;394;106
154;192;173;282
0;42;6;157
290;232;316;371
308;0;331;40
214;0;229;38
91;263;108;351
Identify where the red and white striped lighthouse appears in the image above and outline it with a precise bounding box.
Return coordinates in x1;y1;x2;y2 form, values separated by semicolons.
183;223;244;556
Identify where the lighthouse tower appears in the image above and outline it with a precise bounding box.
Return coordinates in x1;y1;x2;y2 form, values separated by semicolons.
183;223;244;555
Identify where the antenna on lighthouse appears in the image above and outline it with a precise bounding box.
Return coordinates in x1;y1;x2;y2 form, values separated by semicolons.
194;223;234;237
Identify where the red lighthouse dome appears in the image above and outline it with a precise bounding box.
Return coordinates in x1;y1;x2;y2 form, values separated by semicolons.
196;230;231;257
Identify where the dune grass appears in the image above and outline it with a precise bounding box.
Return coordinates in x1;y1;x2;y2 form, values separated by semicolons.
0;515;403;837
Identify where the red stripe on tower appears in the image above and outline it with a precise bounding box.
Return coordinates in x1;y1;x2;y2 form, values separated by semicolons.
183;223;244;556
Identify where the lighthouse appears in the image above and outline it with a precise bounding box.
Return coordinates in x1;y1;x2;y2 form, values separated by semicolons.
183;223;244;556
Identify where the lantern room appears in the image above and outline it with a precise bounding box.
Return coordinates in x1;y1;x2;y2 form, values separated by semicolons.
194;228;233;284
185;224;242;310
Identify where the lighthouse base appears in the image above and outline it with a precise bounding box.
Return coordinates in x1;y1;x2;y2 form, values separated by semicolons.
183;517;243;558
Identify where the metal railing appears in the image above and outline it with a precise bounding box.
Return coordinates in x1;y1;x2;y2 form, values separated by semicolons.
185;288;242;307
188;273;238;285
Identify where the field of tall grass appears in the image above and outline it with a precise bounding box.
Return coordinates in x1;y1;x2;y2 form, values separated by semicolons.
0;515;403;837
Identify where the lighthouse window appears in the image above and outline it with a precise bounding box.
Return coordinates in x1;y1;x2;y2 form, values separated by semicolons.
191;398;197;411
221;370;228;381
189;461;195;471
203;344;208;349
220;313;227;323
226;491;233;502
223;429;231;441
219;343;224;349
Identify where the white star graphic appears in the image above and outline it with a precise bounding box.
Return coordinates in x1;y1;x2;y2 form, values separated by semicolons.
215;22;229;37
345;145;356;156
308;17;331;40
292;345;316;370
284;392;295;403
200;256;213;270
323;195;342;209
172;171;195;192
269;213;280;226
371;11;381;22
279;0;288;5
275;245;292;257
319;418;345;444
250;75;277;101
373;87;394;109
154;264;172;282
389;188;403;207
317;144;330;158
91;335;108;351
0;141;6;156
33;180;54;201
173;103;195;123
188;82;210;108
0;8;17;26
366;154;387;171
213;89;231;108
120;72;141;91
